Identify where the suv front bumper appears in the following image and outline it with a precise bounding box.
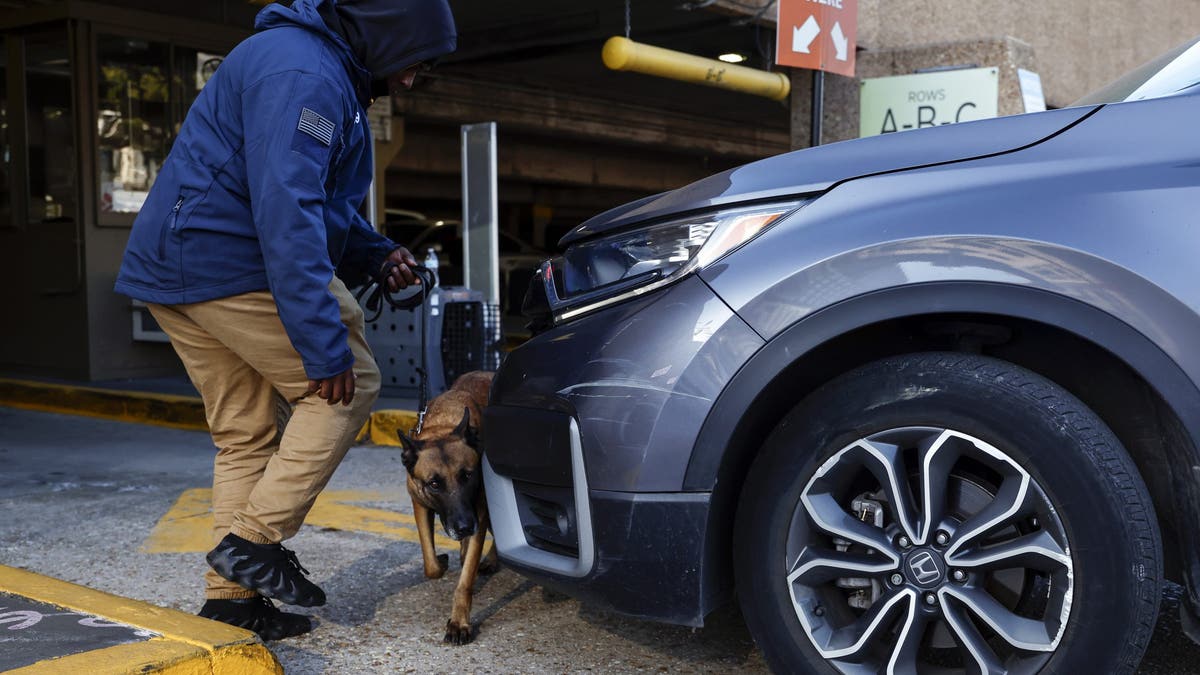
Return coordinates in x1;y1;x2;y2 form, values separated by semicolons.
482;276;763;625
483;407;714;624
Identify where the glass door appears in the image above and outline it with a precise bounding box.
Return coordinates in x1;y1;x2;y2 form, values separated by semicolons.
94;33;226;226
24;33;77;225
96;35;170;219
1;36;11;228
0;25;89;378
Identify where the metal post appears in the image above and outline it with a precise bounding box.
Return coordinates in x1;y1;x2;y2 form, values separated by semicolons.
367;148;379;231
811;69;824;147
461;122;500;306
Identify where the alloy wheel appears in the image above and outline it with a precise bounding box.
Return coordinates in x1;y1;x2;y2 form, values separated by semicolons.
786;426;1073;674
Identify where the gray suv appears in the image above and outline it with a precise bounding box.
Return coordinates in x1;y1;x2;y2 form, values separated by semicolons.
484;38;1200;673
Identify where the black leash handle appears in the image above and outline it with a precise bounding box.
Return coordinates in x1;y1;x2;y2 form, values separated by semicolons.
356;263;438;324
355;263;439;435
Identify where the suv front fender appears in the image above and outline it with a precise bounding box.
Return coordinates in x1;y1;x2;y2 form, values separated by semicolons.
685;281;1200;622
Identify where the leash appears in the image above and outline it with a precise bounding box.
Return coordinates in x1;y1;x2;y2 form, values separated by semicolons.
356;262;437;323
355;262;438;436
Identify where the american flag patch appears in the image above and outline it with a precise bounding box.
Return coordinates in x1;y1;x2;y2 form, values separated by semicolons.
297;107;335;146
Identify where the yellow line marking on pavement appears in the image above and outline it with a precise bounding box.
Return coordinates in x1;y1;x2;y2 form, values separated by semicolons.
142;489;459;553
141;488;214;554
0;564;281;674
305;491;458;549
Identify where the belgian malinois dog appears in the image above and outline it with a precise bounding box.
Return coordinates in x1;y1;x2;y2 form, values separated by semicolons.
398;370;498;645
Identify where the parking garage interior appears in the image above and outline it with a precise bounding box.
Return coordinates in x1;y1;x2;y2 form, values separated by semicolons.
0;0;789;380
1;0;1195;381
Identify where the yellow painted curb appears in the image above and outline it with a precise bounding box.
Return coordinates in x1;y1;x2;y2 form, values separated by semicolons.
0;378;207;431
0;565;282;674
368;409;420;446
0;377;416;447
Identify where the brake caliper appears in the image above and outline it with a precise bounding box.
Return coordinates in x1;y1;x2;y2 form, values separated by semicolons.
831;494;885;610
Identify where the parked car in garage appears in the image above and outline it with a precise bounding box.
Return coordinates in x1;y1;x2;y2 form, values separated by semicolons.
484;37;1200;673
382;208;436;249
402;219;545;332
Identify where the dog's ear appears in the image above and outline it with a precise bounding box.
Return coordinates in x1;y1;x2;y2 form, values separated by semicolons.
398;431;421;472
453;406;481;452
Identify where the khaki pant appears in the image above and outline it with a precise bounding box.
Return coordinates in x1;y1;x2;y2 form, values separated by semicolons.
149;278;380;599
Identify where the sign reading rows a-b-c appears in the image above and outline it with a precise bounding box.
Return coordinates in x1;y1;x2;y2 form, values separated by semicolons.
859;68;999;137
776;0;857;77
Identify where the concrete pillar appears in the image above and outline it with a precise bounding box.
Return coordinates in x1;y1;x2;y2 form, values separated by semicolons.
374;117;406;220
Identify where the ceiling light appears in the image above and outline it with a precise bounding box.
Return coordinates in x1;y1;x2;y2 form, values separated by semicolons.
718;53;747;64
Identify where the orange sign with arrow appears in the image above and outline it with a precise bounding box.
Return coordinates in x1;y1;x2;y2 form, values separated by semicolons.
775;0;858;77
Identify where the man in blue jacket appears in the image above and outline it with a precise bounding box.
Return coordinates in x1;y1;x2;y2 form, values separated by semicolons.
115;0;456;639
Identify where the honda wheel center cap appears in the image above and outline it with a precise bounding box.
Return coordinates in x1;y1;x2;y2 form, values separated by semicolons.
904;548;946;588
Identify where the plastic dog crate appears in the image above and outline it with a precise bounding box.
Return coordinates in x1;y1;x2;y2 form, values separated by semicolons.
364;285;501;398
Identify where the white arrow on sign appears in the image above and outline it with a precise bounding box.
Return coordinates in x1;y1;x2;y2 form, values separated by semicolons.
792;15;820;54
831;21;849;61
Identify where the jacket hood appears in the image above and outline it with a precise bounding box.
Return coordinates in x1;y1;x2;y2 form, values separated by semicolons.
255;0;370;89
326;0;456;80
255;0;456;82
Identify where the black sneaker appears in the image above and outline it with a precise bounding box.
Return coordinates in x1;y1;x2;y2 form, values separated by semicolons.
198;596;313;641
206;533;327;607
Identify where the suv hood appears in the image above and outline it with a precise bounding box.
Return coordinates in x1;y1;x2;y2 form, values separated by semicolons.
561;106;1098;246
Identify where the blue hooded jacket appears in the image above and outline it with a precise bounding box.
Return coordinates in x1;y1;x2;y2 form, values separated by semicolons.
115;0;457;380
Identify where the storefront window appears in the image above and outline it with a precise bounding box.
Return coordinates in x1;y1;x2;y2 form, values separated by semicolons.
95;37;223;218
96;36;170;215
177;47;224;118
25;35;75;224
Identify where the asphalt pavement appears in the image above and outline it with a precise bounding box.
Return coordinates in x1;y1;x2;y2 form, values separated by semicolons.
0;407;762;673
1;406;1198;673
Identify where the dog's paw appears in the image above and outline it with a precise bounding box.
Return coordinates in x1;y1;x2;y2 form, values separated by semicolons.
443;618;474;646
424;553;449;579
478;555;500;576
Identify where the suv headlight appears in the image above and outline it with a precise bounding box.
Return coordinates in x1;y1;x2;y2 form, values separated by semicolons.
536;200;807;324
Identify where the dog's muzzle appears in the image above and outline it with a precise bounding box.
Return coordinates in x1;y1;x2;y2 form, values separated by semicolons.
443;516;477;541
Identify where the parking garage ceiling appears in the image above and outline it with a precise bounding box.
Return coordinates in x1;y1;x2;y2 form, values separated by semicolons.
1;0;787;131
445;0;787;127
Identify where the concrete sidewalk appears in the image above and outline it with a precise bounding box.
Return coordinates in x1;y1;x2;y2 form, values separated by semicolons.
0;377;415;671
0;565;280;674
0;377;417;447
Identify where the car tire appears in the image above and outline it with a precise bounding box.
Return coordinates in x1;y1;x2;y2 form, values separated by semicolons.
733;352;1161;674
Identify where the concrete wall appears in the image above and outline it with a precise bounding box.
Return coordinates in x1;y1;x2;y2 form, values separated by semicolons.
718;0;1200;108
856;0;1200;107
714;0;1200;149
85;226;183;381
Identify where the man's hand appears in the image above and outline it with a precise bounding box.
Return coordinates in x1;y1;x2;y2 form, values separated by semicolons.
307;367;357;406
382;247;420;292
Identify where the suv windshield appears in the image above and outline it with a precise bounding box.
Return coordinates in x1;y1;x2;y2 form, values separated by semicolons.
1074;36;1200;105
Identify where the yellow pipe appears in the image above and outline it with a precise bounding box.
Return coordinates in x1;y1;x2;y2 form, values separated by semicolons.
602;36;790;102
